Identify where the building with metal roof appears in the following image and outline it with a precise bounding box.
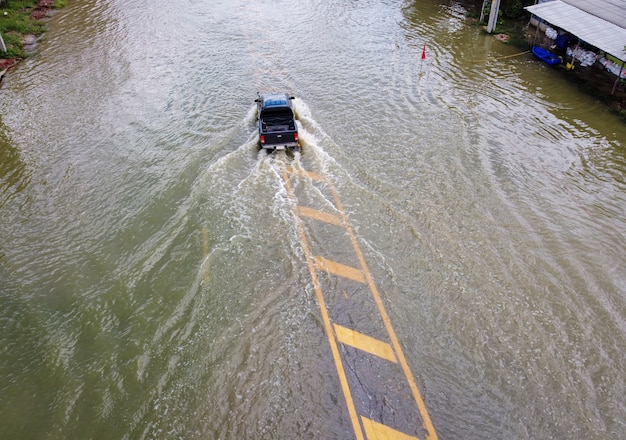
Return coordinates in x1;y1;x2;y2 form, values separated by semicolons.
525;0;626;95
561;0;626;29
525;0;626;63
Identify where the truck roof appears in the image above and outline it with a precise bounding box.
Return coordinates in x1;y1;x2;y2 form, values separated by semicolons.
258;92;293;109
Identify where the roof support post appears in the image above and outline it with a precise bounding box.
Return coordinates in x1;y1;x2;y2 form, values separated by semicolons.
532;21;540;46
612;61;624;95
486;0;502;33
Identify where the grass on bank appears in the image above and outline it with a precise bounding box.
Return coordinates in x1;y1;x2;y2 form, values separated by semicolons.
1;0;66;59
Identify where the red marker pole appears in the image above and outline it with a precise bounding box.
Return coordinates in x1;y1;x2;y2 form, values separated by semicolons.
419;44;427;76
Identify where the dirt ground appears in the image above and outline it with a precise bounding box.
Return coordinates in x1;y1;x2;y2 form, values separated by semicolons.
31;0;55;20
0;58;17;70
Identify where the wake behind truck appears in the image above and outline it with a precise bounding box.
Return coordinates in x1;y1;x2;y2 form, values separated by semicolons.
255;92;300;153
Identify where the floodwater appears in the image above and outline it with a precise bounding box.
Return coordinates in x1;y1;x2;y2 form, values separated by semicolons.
1;0;625;438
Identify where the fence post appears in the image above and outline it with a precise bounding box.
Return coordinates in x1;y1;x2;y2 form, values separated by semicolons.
0;32;6;53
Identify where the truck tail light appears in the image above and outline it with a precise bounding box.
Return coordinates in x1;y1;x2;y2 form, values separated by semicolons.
260;134;265;144
294;132;299;142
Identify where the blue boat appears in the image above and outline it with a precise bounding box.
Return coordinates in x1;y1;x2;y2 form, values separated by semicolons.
532;45;562;66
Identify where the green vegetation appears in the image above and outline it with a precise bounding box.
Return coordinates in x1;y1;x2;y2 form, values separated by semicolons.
463;0;625;122
500;0;535;20
477;0;535;34
1;0;65;59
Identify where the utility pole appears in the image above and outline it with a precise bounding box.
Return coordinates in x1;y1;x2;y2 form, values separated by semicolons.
486;0;502;33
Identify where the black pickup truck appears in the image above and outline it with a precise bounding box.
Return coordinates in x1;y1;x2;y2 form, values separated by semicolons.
255;92;300;153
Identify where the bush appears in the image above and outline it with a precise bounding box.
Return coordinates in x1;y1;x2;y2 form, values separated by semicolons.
501;0;535;19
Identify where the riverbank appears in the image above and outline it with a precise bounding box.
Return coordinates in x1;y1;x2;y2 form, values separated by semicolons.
487;18;625;121
460;0;626;122
0;0;59;80
522;22;626;120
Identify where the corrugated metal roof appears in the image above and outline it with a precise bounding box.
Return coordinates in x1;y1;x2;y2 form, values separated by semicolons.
562;0;626;29
526;0;626;63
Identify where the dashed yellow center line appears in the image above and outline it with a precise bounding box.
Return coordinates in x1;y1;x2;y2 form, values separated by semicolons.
298;206;343;225
283;165;439;440
325;180;439;440
303;170;325;182
282;168;365;440
231;9;437;438
362;417;420;440
334;324;397;364
315;256;366;283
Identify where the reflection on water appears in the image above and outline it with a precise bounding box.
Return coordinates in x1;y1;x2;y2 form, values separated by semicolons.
0;119;30;209
0;0;625;438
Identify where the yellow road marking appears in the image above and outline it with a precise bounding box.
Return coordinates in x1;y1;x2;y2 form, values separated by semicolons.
315;256;366;283
299;206;343;225
287;167;325;182
361;417;420;440
334;324;397;363
305;170;325;182
282;169;365;440
326;181;439;440
235;15;438;438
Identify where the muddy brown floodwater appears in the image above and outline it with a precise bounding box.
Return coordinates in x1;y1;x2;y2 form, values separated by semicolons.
1;0;625;439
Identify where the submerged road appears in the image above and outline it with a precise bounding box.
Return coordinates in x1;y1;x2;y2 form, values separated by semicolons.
1;0;625;438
